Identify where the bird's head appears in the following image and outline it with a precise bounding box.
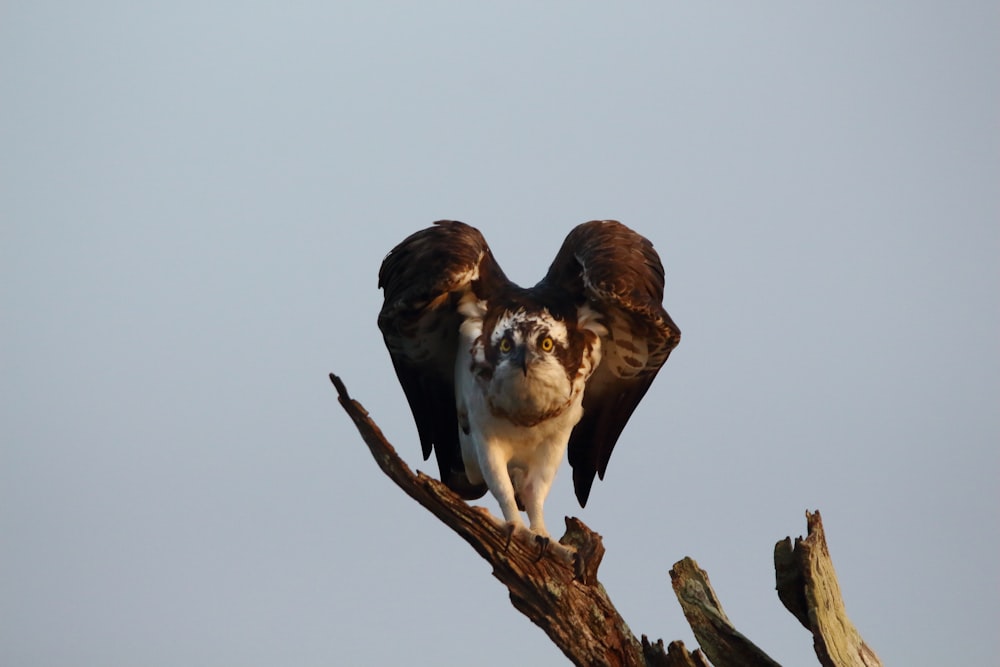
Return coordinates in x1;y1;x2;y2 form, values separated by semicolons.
481;308;584;425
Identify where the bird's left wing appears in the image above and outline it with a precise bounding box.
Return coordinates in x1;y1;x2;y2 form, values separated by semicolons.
539;220;681;507
377;220;504;499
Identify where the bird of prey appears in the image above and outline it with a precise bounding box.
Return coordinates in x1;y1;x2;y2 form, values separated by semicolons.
378;220;680;537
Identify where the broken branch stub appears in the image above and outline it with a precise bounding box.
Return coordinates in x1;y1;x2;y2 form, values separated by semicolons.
774;511;883;667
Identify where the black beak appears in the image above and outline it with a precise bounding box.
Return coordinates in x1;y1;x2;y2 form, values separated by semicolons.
512;346;528;376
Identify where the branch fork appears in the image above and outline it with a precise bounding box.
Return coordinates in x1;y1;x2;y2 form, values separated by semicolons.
330;373;881;667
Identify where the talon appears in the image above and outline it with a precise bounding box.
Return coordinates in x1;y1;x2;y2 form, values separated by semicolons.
503;523;516;551
534;534;550;561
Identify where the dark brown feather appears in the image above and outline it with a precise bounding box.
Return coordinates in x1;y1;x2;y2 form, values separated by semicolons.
378;219;680;507
538;220;681;506
377;220;507;499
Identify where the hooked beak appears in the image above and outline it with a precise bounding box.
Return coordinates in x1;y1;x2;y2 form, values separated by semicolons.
511;346;528;376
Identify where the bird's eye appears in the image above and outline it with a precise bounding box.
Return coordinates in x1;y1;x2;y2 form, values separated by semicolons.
540;336;554;352
499;337;512;353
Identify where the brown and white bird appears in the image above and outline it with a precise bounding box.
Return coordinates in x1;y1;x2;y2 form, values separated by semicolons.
377;220;680;536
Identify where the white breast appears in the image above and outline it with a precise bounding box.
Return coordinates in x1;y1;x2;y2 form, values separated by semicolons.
451;307;602;536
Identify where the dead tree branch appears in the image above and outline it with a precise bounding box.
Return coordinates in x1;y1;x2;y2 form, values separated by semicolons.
330;373;699;666
670;557;782;667
775;511;883;667
330;373;881;667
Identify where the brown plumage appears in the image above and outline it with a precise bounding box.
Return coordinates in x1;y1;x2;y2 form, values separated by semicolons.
378;220;680;529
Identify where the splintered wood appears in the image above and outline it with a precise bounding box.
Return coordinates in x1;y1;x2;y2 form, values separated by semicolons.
332;373;881;667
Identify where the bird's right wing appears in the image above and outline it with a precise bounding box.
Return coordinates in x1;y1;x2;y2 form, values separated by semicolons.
377;220;505;498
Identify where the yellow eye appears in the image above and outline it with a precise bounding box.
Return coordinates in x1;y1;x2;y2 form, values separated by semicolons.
540;336;554;352
499;337;512;353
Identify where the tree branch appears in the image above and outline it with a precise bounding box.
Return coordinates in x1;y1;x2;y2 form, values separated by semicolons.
331;372;881;667
669;557;781;667
330;373;707;667
774;511;883;667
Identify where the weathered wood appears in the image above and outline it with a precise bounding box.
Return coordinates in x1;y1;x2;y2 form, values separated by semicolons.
670;558;782;667
332;372;883;667
641;637;713;667
774;511;883;667
330;373;660;667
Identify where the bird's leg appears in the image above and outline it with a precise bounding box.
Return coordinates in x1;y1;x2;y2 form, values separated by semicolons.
478;445;525;530
518;456;558;537
520;470;554;539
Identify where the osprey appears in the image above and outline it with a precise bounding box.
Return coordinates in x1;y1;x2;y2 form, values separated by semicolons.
378;220;680;537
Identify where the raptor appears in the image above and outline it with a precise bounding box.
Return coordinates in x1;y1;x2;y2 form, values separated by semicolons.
378;220;680;536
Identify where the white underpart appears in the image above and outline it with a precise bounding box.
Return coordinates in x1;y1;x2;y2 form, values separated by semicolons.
454;306;602;537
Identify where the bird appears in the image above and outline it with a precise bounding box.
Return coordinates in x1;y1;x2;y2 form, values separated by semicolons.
377;220;680;537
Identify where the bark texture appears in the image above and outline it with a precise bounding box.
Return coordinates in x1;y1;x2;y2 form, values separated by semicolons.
670;557;782;667
774;511;884;667
330;373;881;667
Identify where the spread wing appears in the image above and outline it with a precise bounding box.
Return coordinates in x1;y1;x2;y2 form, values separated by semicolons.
540;220;681;506
377;220;506;499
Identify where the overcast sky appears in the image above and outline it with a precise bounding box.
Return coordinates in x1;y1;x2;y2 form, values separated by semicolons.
2;2;998;665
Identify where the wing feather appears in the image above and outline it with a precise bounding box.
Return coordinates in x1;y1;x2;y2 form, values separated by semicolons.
539;220;681;506
377;220;505;499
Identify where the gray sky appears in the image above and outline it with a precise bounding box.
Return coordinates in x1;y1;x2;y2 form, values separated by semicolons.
2;2;997;665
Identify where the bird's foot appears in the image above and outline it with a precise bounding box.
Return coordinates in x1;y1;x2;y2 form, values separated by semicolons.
501;519;553;553
501;520;531;551
502;522;516;551
533;534;550;561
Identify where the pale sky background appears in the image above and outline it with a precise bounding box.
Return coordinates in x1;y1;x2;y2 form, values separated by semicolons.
2;2;998;665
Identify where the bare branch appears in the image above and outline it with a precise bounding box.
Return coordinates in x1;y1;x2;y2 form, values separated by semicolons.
330;373;664;667
642;637;714;667
332;373;881;667
670;558;782;667
774;511;883;667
